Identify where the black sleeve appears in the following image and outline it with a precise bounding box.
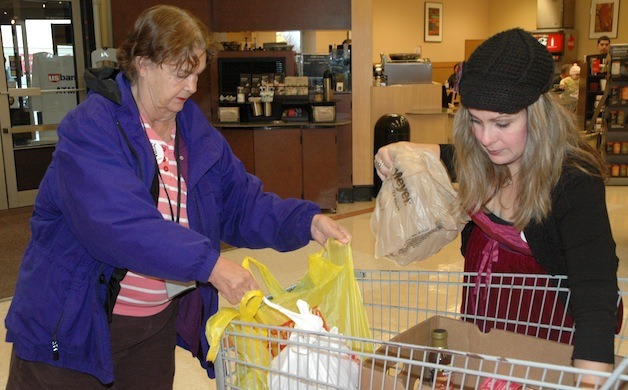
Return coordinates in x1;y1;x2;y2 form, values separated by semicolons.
439;144;456;182
526;169;619;364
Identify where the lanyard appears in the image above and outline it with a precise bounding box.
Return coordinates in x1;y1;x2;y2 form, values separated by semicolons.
158;124;181;223
145;118;182;224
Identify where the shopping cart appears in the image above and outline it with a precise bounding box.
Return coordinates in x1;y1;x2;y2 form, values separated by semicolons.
213;270;628;389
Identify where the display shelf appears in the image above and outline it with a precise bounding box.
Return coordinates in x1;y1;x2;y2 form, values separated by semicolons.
607;177;628;186
584;54;609;132
603;48;628;183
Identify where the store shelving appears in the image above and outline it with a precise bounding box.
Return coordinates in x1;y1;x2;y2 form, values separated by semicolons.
603;45;628;185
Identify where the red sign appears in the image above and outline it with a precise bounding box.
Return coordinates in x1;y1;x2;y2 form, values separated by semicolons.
546;33;564;53
566;34;576;51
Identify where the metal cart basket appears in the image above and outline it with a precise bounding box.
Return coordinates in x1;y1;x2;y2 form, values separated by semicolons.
213;270;628;389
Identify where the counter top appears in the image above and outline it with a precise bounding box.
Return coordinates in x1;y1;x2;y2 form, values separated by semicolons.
214;117;351;128
405;108;449;115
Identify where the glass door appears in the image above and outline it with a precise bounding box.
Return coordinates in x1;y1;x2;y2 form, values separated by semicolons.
0;0;86;209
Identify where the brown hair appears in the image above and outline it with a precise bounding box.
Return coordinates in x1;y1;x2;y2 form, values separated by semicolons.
453;92;606;230
597;35;611;44
117;5;211;83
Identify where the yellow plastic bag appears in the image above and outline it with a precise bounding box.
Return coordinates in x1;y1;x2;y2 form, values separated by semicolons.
205;240;373;388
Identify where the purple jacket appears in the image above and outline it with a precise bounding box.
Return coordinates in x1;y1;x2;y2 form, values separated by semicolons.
5;69;319;384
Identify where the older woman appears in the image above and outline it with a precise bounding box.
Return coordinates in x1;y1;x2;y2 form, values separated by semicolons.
6;5;349;388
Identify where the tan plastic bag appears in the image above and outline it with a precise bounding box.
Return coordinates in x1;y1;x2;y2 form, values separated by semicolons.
371;149;468;265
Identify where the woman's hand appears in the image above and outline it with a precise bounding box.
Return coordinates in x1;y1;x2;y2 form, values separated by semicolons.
573;359;613;388
310;214;351;246
208;256;259;305
374;142;440;181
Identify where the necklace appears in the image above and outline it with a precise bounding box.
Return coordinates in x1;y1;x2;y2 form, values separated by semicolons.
504;170;521;187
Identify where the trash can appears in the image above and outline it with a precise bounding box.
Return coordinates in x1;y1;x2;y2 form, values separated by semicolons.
373;113;410;196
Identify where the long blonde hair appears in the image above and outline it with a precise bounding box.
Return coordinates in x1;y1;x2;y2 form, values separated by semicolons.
453;92;606;230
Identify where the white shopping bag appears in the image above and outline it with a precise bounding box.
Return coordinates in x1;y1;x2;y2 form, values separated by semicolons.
263;298;360;390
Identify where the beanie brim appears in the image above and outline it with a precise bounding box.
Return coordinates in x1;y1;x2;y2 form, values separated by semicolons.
458;28;554;114
460;78;544;114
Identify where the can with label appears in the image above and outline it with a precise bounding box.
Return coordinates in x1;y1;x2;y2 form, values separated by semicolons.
617;110;626;126
610;111;618;125
613;142;622;155
607;142;615;154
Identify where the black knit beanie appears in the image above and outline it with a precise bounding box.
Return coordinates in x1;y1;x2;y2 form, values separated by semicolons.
459;28;554;114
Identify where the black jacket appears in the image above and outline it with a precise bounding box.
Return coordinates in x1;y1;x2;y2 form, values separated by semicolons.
441;145;619;363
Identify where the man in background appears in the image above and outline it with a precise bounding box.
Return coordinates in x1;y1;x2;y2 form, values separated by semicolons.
597;35;611;55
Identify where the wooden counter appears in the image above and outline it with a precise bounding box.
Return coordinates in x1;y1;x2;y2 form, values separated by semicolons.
370;83;450;144
404;108;454;144
215;121;350;211
359;83;451;193
215;118;351;128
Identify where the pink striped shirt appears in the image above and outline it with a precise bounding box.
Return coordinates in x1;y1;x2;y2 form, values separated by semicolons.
113;120;189;317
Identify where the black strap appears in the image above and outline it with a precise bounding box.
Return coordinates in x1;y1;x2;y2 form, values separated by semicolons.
103;122;160;322
102;268;127;323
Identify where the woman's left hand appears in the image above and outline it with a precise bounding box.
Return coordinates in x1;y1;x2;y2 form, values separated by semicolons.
310;214;351;246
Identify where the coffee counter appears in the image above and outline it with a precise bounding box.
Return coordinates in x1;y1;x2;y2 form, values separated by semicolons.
371;83;452;145
214;119;352;211
214;118;351;128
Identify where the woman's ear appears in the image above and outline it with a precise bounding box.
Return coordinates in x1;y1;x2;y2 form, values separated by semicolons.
135;57;148;77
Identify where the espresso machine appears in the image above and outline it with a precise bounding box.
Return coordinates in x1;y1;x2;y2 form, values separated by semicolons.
329;39;351;91
382;53;432;85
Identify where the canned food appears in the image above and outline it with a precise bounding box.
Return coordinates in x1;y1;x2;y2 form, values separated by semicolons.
613;142;622;155
607;142;615;154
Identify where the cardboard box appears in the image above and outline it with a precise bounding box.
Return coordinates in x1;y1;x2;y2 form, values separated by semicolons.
369;316;621;390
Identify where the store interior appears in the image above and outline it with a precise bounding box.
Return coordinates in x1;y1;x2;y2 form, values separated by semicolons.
1;185;628;388
2;0;628;387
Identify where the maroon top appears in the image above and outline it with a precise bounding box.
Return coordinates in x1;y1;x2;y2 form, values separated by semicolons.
461;211;575;344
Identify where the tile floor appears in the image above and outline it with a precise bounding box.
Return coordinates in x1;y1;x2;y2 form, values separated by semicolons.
1;186;628;389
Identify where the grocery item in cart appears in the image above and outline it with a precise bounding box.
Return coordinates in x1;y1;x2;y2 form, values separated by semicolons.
206;241;373;388
479;378;525;389
428;328;454;389
213;271;627;390
263;297;360;389
371;148;468;265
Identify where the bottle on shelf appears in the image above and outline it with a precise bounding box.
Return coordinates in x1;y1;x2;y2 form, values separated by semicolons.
313;83;324;102
236;86;245;103
323;69;334;102
591;57;601;75
428;328;455;389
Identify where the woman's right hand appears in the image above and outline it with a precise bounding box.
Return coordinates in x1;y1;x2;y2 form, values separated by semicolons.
208;256;259;305
374;142;440;181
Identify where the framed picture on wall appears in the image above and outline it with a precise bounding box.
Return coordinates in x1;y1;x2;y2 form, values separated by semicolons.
424;2;443;42
589;0;620;39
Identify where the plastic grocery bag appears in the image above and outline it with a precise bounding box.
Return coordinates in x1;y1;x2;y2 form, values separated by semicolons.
263;297;360;389
371;148;468;265
205;240;373;389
